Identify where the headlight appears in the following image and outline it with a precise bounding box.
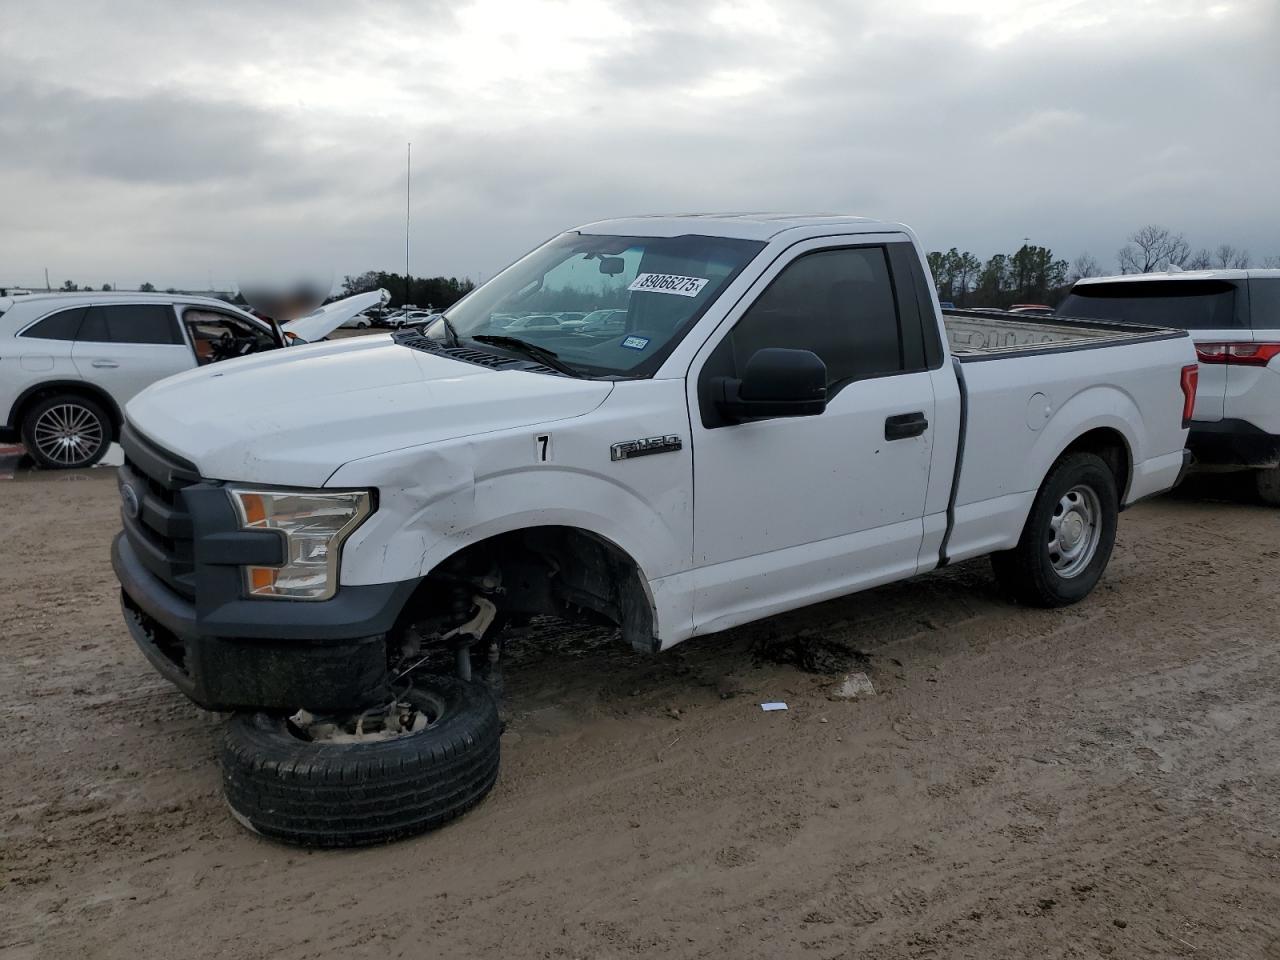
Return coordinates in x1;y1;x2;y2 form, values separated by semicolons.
228;487;373;600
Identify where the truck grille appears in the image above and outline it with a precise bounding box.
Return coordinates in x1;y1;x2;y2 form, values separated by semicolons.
118;425;200;599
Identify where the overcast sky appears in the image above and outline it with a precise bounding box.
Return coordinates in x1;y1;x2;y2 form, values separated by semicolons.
2;0;1277;290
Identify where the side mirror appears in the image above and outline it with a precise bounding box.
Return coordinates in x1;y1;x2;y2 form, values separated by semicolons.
714;348;827;422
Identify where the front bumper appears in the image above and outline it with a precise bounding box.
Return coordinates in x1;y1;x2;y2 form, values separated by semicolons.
113;532;419;712
1187;419;1280;470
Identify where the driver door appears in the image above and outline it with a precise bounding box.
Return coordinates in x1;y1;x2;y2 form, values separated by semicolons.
687;237;938;634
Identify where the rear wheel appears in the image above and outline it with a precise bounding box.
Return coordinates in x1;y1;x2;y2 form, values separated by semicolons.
1256;467;1280;506
990;452;1119;607
221;675;501;848
20;393;112;470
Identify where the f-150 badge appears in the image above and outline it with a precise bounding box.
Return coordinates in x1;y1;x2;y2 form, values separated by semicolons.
610;435;683;461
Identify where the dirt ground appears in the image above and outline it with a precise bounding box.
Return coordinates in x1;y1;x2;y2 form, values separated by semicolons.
3;465;1280;960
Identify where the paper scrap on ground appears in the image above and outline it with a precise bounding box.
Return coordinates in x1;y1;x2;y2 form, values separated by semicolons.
760;702;788;712
831;672;877;700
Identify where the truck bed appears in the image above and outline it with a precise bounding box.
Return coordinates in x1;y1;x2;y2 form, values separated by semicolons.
943;309;1178;359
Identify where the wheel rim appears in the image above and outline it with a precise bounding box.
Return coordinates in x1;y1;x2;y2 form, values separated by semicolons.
1047;484;1102;578
285;689;448;745
31;403;105;467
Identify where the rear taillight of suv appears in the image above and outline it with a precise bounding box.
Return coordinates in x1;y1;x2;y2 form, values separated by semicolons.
1194;342;1280;366
1180;364;1198;429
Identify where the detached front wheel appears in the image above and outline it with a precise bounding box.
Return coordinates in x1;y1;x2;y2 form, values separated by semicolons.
991;451;1119;607
221;675;501;848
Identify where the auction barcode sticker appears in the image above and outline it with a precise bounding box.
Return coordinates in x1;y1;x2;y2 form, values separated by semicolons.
628;273;709;298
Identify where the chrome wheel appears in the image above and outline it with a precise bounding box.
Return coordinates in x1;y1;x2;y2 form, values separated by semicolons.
31;402;105;467
1047;484;1102;578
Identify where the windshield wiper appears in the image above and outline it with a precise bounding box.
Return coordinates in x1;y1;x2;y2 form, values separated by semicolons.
433;314;461;346
470;335;580;376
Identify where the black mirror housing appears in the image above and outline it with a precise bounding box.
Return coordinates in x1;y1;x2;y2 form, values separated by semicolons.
714;348;827;422
598;257;625;276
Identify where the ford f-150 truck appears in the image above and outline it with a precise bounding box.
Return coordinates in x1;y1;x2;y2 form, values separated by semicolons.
111;214;1197;846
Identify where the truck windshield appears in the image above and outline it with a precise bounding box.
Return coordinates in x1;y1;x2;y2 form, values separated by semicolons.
428;232;764;377
1058;280;1241;330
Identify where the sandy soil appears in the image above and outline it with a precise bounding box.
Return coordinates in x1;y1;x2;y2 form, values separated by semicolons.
3;467;1280;960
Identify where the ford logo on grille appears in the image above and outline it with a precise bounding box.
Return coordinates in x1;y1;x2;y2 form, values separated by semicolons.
121;482;140;520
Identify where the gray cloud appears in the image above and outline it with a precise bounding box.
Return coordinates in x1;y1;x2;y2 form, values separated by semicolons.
0;0;1277;290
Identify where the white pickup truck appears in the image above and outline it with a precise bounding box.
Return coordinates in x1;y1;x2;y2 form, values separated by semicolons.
112;214;1197;847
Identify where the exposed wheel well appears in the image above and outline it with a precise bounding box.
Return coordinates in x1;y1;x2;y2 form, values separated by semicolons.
10;381;123;440
397;526;657;653
1061;427;1131;503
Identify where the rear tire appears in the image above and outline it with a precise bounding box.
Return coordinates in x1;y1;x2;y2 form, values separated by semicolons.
1256;467;1280;506
221;676;501;848
990;452;1119;607
20;393;112;470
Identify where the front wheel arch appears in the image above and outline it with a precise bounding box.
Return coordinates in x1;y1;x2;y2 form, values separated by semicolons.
396;525;658;653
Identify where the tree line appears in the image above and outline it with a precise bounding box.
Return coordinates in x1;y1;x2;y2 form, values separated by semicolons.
928;226;1280;309
340;271;474;309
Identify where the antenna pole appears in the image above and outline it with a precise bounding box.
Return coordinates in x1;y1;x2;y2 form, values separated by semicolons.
405;142;412;307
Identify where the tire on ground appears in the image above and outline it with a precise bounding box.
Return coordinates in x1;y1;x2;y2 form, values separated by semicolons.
221;675;501;848
20;392;112;470
1255;467;1280;506
990;451;1119;608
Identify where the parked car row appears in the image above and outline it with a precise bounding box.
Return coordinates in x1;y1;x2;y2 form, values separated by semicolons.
109;212;1203;847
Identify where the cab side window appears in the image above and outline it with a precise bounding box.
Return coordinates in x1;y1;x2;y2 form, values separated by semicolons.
720;246;919;384
698;245;931;428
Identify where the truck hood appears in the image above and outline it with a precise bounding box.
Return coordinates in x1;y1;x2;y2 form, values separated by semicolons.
125;336;614;487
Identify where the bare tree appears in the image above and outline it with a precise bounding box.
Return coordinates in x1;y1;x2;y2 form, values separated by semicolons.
1187;249;1213;270
1070;252;1100;282
1214;244;1251;269
1117;225;1190;273
1264;256;1280;269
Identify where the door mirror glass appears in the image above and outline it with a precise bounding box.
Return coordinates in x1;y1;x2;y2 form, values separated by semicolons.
714;347;827;422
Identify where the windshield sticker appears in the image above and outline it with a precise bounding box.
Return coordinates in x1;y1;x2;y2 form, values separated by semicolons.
621;335;650;350
628;273;709;298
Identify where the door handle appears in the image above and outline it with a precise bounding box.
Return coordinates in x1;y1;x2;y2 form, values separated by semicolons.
91;360;119;368
885;411;928;440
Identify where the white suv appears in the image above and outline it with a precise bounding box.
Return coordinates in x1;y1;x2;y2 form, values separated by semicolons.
1059;270;1280;501
0;290;381;469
